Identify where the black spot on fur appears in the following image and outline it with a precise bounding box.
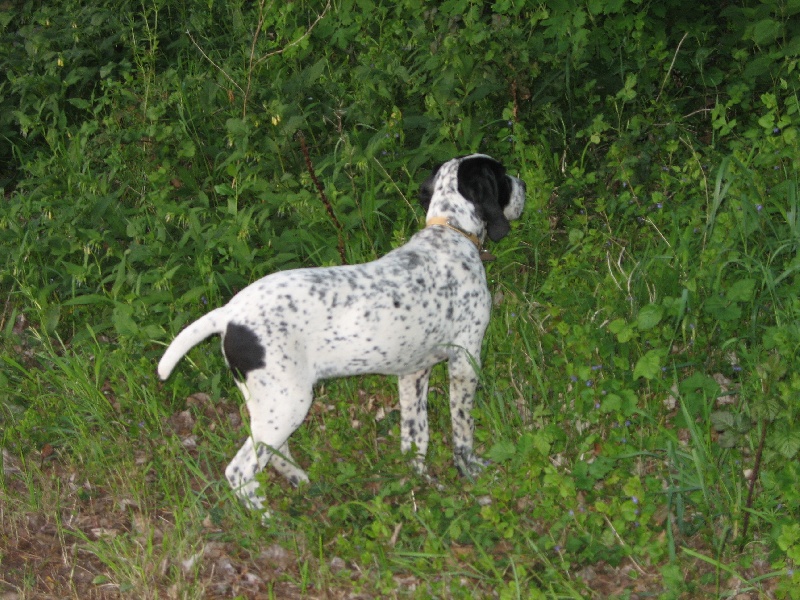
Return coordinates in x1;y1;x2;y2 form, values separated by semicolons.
457;156;513;242
223;322;266;381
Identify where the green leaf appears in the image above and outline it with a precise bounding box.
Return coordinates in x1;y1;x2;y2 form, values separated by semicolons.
679;372;720;398
608;319;626;334
0;10;14;28
112;303;138;338
587;456;614;480
68;97;91;110
573;460;593;491
600;393;621;413
214;183;236;197
225;117;248;138
62;294;113;306
633;348;664;380
726;278;756;302
778;523;800;552
619;390;638;416
703;295;741;321
750;18;782;45
531;431;552;455
717;430;741;449
574;456;615;491
43;305;61;335
609;318;635;343
770;429;800;460
636;303;664;331
485;440;516;463
710;410;734;432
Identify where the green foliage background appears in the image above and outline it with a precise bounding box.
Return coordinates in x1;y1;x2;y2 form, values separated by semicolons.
1;0;800;596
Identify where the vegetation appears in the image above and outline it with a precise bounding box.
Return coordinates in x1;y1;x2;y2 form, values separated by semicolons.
2;0;799;596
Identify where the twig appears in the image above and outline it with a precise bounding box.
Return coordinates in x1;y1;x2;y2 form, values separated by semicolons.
739;418;767;549
683;107;712;120
510;78;519;121
371;156;414;213
656;32;688;103
297;131;347;264
185;30;244;95
187;1;331;117
251;1;331;70
602;515;646;574
243;0;274;118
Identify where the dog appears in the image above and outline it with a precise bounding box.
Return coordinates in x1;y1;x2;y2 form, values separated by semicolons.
158;154;526;512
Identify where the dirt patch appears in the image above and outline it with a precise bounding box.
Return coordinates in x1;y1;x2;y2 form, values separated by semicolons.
1;443;368;599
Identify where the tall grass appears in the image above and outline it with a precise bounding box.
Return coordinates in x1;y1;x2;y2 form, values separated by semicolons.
3;0;800;597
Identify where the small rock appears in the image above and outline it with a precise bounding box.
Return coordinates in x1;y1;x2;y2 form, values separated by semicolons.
259;543;293;571
168;409;195;435
215;556;236;577
181;551;202;573
329;556;347;572
243;572;264;586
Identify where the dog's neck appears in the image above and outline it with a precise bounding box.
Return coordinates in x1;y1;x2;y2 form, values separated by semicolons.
425;217;481;248
425;216;496;262
425;162;485;230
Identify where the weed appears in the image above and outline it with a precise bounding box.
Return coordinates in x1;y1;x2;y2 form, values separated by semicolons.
3;0;800;597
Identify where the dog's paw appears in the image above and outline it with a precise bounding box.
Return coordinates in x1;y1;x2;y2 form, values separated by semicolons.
408;456;445;490
454;448;489;480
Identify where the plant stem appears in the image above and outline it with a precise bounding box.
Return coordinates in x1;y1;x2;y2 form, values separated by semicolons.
739;417;767;549
297;131;347;264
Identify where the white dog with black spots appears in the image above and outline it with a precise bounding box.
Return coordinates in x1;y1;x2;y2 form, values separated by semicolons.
158;154;526;512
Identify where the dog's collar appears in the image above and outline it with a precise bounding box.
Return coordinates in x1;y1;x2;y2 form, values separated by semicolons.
425;217;496;261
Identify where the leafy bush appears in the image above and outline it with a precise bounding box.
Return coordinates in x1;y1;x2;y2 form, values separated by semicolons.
2;0;799;596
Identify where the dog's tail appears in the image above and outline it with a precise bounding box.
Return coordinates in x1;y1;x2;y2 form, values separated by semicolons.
157;308;227;380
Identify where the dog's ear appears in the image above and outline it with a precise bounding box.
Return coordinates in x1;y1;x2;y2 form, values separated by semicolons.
418;164;442;212
457;156;512;242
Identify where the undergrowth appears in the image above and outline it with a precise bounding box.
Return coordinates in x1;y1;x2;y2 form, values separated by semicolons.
2;0;799;597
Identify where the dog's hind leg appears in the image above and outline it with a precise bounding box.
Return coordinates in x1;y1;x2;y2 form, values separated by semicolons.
224;374;313;512
270;441;309;487
225;436;268;511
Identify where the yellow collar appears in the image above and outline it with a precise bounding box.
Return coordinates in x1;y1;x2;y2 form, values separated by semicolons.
425;217;495;261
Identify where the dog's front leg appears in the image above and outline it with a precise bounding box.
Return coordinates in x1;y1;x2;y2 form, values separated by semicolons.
448;354;489;479
397;367;432;477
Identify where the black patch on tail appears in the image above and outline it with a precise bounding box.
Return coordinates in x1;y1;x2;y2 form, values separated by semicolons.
223;322;266;381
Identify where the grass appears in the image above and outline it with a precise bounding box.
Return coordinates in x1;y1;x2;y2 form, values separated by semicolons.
3;1;800;597
2;212;797;597
3;244;788;599
4;246;794;599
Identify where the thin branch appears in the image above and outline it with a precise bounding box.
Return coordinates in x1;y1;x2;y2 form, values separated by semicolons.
244;0;273;118
739;418;768;549
656;32;689;103
187;0;331;117
683;107;712;120
371;156;414;213
251;1;331;70
297;131;347;265
185;30;244;95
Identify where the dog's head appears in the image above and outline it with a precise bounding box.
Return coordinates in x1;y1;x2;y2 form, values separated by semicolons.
419;154;526;242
